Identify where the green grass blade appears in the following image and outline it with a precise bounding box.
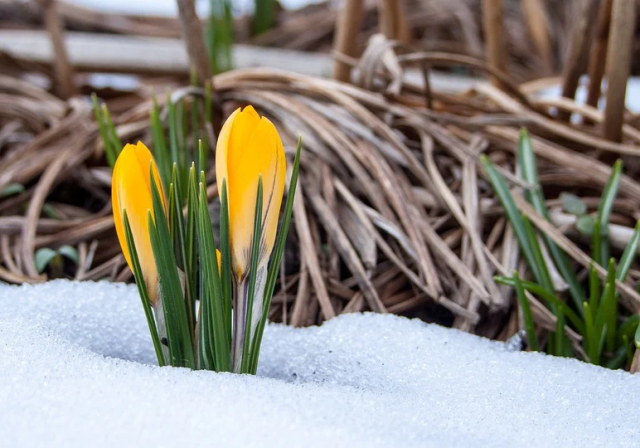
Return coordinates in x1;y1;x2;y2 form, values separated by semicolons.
123;211;165;366
170;164;195;337
588;263;600;317
249;138;302;373
91;94;116;167
219;179;232;335
481;156;544;287
150;93;171;187
596;160;622;267
101;104;122;161
254;0;275;35
196;179;231;371
513;271;539;351
149;172;195;368
617;221;640;282
240;177;264;372
618;314;640;341
495;276;584;334
517;129;585;315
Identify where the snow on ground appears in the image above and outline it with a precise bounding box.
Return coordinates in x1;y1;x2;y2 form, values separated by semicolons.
0;280;638;447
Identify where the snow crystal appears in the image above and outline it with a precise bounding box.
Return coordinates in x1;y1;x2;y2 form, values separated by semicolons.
0;280;638;447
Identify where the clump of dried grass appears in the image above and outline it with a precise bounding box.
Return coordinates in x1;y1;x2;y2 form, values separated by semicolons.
2;34;640;350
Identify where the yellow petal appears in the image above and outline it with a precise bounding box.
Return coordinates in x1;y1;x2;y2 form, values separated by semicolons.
217;107;286;279
112;142;165;303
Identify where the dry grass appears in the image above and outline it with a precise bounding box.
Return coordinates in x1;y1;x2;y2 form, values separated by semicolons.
2;33;640;347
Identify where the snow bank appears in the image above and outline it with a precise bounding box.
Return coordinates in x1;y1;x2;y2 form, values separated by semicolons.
0;280;638;447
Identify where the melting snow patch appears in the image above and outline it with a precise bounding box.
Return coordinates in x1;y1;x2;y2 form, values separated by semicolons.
0;280;638;447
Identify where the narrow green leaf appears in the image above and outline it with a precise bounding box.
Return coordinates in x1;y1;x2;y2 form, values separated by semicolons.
123;211;165;366
219;179;232;335
241;176;264;372
583;301;597;363
513;271;539;352
596;160;622;266
617;221;640;282
249;138;302;373
494;276;584;334
517;129;585;316
150;93;171;187
101;104;122;162
589;263;600;316
1;183;25;197
91;93;116;167
170;164;195;337
149;170;195;368
196;178;231;371
253;0;275;35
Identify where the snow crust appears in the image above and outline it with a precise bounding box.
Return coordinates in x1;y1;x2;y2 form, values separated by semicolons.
0;280;639;447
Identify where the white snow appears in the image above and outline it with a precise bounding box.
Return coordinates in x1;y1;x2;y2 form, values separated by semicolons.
0;280;639;447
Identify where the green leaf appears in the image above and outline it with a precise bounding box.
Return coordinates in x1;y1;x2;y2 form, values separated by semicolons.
207;0;234;73
560;192;587;216
596;160;622;266
35;248;59;273
517;129;585;316
616;221;640;282
196;177;231;372
241;176;264;372
0;183;25;197
219;179;232;334
58;245;79;265
102;103;122;160
149;169;195;368
92;93;116;168
123;211;165;366
253;0;275;35
495;276;584;334
480;156;540;286
513;271;539;352
42;203;59;219
150;93;171;187
576;215;595;235
249;137;302;373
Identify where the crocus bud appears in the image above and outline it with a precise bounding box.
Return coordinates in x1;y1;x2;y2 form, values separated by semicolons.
215;106;286;280
112;141;166;304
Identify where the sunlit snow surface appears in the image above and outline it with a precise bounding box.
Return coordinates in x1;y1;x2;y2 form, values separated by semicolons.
0;280;639;447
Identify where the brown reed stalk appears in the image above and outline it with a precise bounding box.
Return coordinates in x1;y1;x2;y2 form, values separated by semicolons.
521;0;553;75
558;0;599;122
585;0;614;114
603;0;635;142
378;0;396;40
333;0;364;82
175;0;212;85
481;0;508;88
38;0;76;99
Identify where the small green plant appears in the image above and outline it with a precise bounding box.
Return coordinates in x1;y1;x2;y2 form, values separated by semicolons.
35;245;79;277
206;0;234;74
92;94;122;168
253;0;276;35
483;129;640;369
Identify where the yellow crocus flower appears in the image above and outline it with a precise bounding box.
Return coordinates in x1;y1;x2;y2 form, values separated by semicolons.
216;106;286;280
216;106;286;372
112;141;166;304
